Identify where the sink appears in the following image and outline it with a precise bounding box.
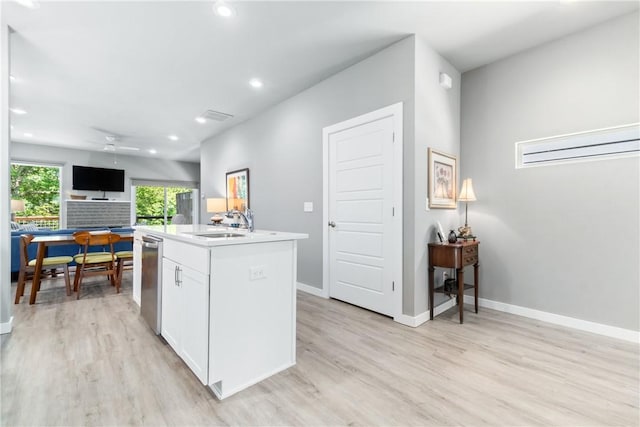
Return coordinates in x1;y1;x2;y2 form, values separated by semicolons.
193;232;247;238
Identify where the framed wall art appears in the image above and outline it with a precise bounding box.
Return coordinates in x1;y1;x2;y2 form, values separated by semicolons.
428;148;457;209
226;168;250;211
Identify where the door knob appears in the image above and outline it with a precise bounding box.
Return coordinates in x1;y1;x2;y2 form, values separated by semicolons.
328;221;336;228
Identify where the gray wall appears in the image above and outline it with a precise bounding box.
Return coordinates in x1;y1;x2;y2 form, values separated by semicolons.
201;35;462;317
412;37;461;316
201;37;417;312
460;12;639;331
11;142;200;201
11;142;200;226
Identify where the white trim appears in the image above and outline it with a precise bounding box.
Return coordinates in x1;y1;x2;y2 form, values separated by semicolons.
0;316;13;335
297;282;327;298
395;299;458;327
209;361;295;400
322;102;404;319
463;296;639;343
432;298;458;318
395;311;429;328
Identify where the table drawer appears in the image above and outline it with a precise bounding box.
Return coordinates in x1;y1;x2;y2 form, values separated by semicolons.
462;245;478;257
463;254;478;266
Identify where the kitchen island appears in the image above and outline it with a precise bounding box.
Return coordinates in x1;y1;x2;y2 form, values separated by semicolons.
133;224;308;399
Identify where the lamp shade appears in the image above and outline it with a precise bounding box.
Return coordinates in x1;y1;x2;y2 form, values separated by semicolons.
10;199;25;212
206;198;227;213
458;179;477;202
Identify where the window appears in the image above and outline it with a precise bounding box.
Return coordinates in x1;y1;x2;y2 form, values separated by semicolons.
131;179;199;225
515;123;639;168
10;162;62;230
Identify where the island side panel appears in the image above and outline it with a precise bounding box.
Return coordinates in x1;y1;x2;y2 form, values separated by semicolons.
209;240;296;399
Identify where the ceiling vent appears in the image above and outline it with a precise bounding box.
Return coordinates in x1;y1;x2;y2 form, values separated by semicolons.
200;109;234;122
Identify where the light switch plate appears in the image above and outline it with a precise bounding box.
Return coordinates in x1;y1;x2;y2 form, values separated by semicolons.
425;198;430;211
304;202;313;212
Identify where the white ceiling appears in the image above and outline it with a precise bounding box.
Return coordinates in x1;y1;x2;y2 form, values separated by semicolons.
6;1;638;162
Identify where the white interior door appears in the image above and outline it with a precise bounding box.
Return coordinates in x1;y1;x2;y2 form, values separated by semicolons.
327;114;396;316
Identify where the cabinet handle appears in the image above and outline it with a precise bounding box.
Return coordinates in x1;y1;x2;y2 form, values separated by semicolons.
174;266;179;286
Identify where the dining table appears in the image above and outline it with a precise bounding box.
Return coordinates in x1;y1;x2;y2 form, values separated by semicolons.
29;232;133;304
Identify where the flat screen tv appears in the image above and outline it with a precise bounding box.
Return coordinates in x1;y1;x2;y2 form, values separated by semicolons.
72;165;125;192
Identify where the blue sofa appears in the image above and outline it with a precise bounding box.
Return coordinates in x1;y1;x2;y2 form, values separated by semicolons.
10;227;133;273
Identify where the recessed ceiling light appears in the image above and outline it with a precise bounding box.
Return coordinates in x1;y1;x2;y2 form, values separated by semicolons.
12;0;40;9
23;132;33;137
195;116;207;124
249;78;263;89
213;1;235;17
9;75;16;82
168;135;179;141
10;108;27;115
149;149;157;154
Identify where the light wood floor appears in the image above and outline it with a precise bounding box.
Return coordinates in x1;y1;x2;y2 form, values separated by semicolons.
2;276;638;426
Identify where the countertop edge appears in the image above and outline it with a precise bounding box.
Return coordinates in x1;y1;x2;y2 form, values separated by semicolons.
133;225;308;247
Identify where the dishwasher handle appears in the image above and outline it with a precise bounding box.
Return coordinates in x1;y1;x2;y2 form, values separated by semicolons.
142;241;159;249
142;235;163;249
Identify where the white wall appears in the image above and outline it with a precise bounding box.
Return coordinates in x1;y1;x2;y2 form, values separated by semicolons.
1;14;12;332
10;142;200;226
460;12;639;331
201;36;417;312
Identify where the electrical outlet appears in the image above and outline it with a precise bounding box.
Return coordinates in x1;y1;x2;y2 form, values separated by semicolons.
250;265;266;280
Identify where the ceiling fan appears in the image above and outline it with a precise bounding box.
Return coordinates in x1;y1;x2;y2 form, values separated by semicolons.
102;135;140;152
85;127;142;165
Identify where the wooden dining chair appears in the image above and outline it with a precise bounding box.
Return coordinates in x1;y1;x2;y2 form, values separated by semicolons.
73;232;121;299
115;250;134;293
15;234;74;304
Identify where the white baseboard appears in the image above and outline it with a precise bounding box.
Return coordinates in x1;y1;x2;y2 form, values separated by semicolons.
463;295;639;343
395;298;458;327
0;316;13;335
394;312;429;327
297;282;327;298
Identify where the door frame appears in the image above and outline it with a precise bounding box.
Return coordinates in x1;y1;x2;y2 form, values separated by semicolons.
322;102;403;320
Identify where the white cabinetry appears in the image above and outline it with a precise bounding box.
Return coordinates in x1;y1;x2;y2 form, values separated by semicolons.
132;233;142;305
161;240;210;384
161;258;181;351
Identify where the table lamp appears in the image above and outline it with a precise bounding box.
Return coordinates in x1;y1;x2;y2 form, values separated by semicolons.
457;178;477;238
11;199;25;221
206;198;227;224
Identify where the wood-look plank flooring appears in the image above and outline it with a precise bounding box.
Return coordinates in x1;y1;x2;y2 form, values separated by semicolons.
2;275;638;426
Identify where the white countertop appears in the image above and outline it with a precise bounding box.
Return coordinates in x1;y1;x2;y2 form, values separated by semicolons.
133;224;308;247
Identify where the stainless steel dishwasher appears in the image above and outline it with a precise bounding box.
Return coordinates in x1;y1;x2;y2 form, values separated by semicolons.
141;235;163;334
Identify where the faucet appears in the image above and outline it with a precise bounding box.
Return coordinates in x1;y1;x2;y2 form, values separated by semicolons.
237;208;254;232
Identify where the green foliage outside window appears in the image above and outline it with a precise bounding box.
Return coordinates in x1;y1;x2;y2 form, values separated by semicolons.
135;186;191;225
10;164;60;216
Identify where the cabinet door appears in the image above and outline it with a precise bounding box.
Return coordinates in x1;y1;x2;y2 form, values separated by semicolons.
132;240;142;305
161;258;181;353
179;265;209;384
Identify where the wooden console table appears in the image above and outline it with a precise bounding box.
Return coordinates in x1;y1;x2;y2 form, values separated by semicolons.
428;241;479;323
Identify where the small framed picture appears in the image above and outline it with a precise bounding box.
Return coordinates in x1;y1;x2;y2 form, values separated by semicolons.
436;221;446;243
428;148;457;209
